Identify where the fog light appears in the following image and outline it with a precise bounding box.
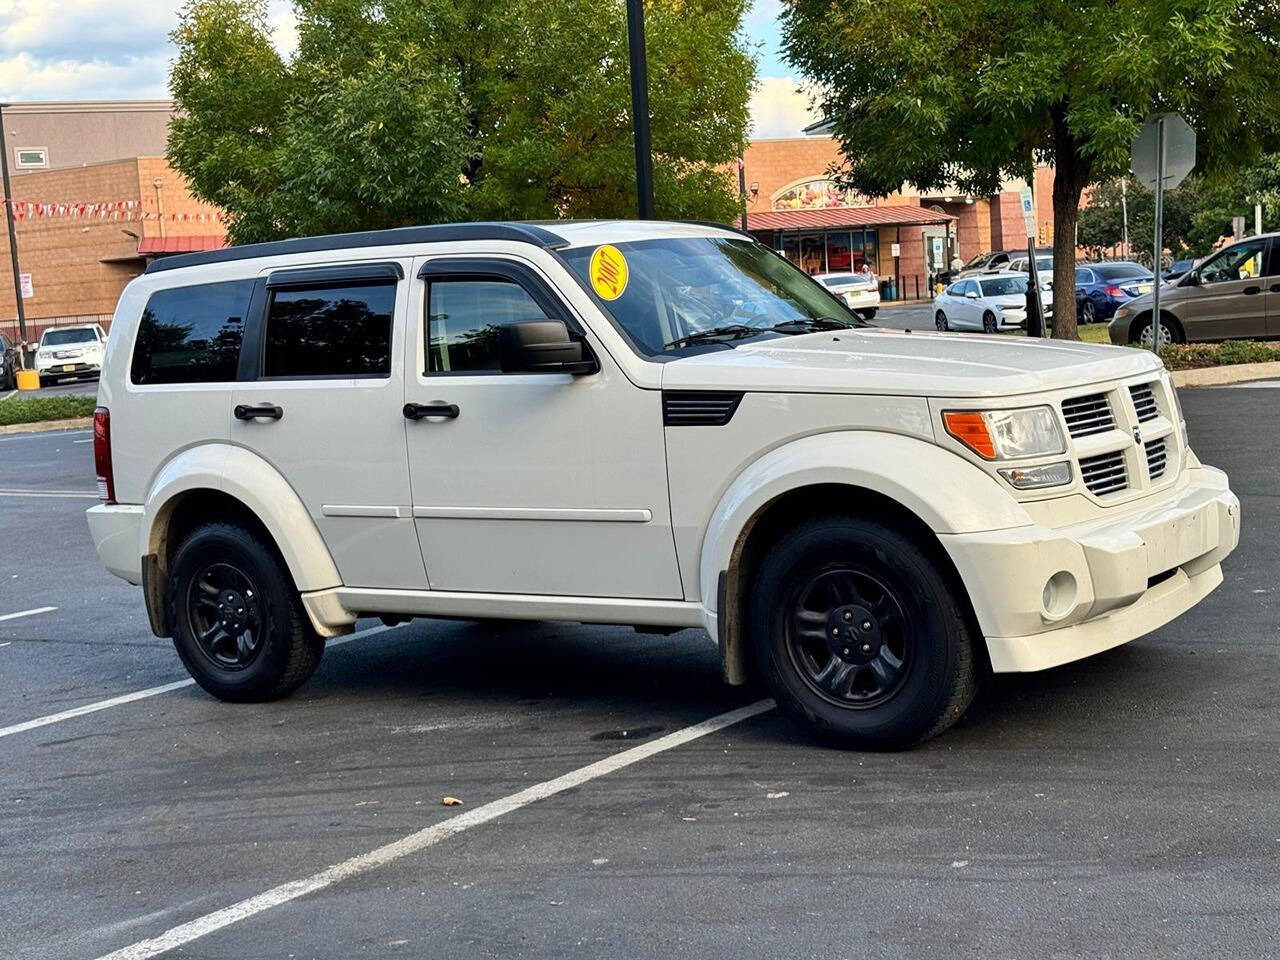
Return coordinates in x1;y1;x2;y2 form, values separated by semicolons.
998;461;1072;490
1042;571;1078;620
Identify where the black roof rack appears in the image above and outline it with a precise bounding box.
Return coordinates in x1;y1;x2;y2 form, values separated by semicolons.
143;221;570;274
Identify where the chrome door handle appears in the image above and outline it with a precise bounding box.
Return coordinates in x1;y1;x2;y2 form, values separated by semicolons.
234;403;283;421
403;402;459;421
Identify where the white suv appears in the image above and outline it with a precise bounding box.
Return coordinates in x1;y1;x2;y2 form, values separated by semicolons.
35;323;106;385
87;221;1240;748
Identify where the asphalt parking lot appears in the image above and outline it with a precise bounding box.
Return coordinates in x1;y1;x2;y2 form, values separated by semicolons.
2;388;1278;960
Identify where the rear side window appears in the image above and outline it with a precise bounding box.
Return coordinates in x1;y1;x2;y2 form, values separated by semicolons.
263;283;395;378
132;280;252;385
427;279;551;373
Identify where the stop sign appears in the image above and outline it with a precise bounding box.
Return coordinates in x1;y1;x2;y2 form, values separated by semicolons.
1131;113;1196;190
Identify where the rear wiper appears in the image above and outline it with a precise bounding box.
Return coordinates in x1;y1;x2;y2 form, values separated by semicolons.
665;323;765;349
771;316;858;334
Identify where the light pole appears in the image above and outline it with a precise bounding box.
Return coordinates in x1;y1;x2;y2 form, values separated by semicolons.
0;102;27;347
625;0;655;219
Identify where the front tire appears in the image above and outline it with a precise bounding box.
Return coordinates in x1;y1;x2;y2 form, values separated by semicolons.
935;310;949;331
860;308;878;320
1137;314;1182;347
982;311;998;333
167;522;323;702
748;516;978;749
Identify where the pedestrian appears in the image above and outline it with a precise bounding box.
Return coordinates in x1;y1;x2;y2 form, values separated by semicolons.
950;253;963;274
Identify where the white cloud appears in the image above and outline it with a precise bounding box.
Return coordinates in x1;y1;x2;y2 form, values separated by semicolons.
0;0;297;102
749;75;820;139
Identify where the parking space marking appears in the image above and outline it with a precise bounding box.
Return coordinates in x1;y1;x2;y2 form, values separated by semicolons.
0;605;57;623
0;624;396;740
92;697;774;960
0;488;99;499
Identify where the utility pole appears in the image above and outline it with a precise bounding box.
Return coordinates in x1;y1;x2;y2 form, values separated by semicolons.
738;158;748;231
1150;117;1165;354
1121;178;1129;259
625;0;655;220
0;102;27;348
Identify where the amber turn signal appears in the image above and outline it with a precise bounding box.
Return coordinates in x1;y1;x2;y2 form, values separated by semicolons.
942;411;996;459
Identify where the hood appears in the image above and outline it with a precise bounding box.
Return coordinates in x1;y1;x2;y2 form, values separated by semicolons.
660;327;1163;398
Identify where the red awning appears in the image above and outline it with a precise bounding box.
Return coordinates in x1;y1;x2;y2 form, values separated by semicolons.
137;235;227;255
746;206;956;231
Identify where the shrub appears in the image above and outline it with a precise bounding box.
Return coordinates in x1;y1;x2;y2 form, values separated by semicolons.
1157;340;1280;370
0;394;97;427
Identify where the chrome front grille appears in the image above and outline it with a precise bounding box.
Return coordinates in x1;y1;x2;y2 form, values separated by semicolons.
1061;393;1114;437
1129;382;1158;423
1145;437;1168;479
1079;450;1128;496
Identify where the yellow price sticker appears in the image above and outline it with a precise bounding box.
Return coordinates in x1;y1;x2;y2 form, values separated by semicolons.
589;244;629;301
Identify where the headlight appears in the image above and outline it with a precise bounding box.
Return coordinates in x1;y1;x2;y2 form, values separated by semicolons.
1115;305;1131;320
942;406;1066;460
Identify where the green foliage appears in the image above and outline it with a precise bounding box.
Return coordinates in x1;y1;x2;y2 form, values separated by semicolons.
1158;340;1280;369
169;0;755;242
781;0;1280;339
1079;158;1280;261
0;395;97;427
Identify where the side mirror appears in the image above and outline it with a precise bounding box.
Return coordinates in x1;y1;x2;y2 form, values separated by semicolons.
965;290;979;299
498;320;598;375
1180;272;1200;287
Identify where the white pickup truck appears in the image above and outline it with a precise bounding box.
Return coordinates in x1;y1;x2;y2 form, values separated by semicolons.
87;220;1239;748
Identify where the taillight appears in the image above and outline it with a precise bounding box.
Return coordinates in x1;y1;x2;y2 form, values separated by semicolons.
93;406;115;503
1105;284;1124;298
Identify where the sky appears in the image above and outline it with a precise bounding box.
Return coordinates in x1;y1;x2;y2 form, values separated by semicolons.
0;0;818;139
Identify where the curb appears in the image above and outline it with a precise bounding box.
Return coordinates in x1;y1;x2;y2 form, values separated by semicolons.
0;417;93;436
1171;361;1280;388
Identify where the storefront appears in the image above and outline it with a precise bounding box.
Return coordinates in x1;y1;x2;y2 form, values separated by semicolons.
744;205;957;300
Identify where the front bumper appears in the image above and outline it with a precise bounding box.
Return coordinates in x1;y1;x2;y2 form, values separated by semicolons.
35;359;100;377
942;464;1240;672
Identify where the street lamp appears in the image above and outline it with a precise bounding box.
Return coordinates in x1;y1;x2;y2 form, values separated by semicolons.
626;0;655;219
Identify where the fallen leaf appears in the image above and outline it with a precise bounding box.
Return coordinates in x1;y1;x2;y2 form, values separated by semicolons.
951;860;969;868
766;791;789;800
442;796;463;806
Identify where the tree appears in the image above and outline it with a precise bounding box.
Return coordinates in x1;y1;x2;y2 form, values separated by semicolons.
1079;157;1280;263
169;0;754;243
781;0;1280;339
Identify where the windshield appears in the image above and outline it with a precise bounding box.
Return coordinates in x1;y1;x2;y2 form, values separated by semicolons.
1095;263;1152;281
979;276;1029;297
561;237;863;357
41;328;96;346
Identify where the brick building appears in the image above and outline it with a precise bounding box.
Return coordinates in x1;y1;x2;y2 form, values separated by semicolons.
741;134;1057;298
0;101;226;344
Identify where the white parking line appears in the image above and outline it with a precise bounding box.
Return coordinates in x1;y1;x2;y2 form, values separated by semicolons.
0;623;395;740
0;488;99;499
73;438;93;443
0;605;57;623
92;698;774;960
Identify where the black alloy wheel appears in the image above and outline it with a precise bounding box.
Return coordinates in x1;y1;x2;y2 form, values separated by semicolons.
982;311;998;333
935;310;948;331
187;561;265;670
785;565;912;709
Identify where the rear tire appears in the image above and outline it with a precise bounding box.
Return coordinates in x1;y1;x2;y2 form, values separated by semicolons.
1081;299;1098;324
167;522;323;702
860;308;878;320
748;515;979;749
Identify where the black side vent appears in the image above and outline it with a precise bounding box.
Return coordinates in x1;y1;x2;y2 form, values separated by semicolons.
662;391;744;427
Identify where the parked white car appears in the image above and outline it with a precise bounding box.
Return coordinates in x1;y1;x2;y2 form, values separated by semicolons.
934;273;1052;333
87;221;1239;749
1005;254;1055;289
813;271;879;319
35;323;106;385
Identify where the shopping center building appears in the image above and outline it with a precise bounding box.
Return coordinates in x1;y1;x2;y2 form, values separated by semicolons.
0;101;226;344
741;133;1057;299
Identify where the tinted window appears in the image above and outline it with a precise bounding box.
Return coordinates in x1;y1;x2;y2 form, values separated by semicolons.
428;279;550;372
43;328;97;346
263;283;394;378
1075;268;1093;284
1094;263;1151;281
132;280;251;385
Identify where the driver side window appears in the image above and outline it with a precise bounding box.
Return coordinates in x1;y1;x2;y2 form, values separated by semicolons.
427;278;550;373
1199;240;1267;285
